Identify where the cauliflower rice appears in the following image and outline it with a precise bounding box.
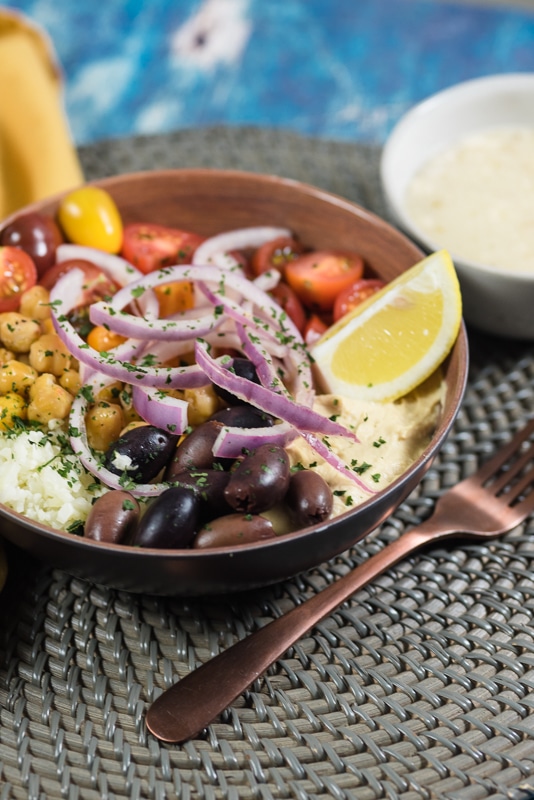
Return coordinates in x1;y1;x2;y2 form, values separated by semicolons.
0;422;106;531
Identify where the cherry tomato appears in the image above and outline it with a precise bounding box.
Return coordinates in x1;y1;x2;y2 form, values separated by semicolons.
251;236;304;276
269;281;307;333
57;187;123;253
0;212;63;277
303;313;329;346
333;278;386;322
284;250;364;312
121;223;204;274
0;246;38;312
40;259;119;305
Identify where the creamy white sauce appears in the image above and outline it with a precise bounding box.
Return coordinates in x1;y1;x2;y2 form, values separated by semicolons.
405;126;534;272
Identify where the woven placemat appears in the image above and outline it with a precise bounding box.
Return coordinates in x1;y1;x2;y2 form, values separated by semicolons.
2;127;534;800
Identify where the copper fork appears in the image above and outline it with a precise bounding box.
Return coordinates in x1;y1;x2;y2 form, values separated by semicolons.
146;417;534;743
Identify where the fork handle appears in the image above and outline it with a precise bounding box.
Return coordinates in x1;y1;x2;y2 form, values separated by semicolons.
146;523;442;743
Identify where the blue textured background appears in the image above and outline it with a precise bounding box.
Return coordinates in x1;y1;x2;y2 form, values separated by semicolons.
5;0;534;145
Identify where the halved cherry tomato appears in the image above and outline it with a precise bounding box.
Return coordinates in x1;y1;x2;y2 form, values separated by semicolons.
333;278;386;322
58;187;123;253
269;281;307;333
0;246;37;312
40;259;119;305
284;250;364;312
303;313;329;346
121;223;204;274
251;236;304;276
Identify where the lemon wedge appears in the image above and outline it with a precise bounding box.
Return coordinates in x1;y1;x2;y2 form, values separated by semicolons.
310;249;462;402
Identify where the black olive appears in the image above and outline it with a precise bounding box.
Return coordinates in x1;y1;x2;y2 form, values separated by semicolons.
170;468;232;519
286;470;333;527
164;420;225;478
131;486;201;548
210;405;274;428
84;490;140;544
103;425;178;483
193;513;276;548
213;357;260;406
224;443;290;513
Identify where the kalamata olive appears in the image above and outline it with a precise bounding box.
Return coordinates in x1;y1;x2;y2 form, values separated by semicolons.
224;444;290;513
210;406;274;428
131;486;201;548
84;490;140;544
164;420;224;478
286;470;333;527
193;513;276;548
0;211;63;276
171;468;232;519
213;357;260;405
103;425;178;482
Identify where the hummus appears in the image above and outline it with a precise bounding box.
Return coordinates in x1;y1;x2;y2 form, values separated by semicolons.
286;368;444;520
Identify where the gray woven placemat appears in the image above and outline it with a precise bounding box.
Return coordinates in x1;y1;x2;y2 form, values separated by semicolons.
2;127;534;800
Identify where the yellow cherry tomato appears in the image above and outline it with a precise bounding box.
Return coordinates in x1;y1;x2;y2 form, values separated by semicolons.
58;186;123;253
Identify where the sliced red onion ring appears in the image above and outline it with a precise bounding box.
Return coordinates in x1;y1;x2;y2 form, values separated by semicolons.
212;421;297;458
193;226;291;269
194;339;356;440
69;387;168;497
56;243;158;317
253;269;281;292
300;432;376;494
132;385;189;434
90;300;223;341
50;271;209;389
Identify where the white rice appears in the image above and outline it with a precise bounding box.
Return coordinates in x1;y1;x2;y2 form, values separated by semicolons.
0;423;106;531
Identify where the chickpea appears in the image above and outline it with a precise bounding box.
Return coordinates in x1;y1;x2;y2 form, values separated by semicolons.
19;285;51;322
27;373;73;424
59;368;82;396
0;347;15;366
0;312;41;354
183;385;221;426
0;393;27;431
0;360;37;396
94;380;123;404
85;401;125;452
39;318;56;336
29;333;72;377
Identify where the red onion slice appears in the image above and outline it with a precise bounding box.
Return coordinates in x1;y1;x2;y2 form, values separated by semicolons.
193;226;291;269
132;385;189;434
194;339;356;440
212;421;297;458
300;431;376;494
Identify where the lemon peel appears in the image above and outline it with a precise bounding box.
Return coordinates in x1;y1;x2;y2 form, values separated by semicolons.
310;249;462;403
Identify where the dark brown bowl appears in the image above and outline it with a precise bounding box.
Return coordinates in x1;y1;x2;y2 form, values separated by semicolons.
0;169;468;595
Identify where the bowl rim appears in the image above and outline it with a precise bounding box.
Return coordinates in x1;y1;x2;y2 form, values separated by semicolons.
380;72;534;280
0;168;469;568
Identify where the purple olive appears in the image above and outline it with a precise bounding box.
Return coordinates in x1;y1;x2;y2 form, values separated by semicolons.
224;444;290;513
132;486;201;548
103;425;178;482
84;490;139;544
0;211;63;276
193;513;276;548
286;470;333;527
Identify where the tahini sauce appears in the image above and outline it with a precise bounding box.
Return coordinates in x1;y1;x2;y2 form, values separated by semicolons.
405;127;534;272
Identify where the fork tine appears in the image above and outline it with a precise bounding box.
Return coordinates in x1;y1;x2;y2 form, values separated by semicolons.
510;486;534;520
488;439;534;496
473;416;534;484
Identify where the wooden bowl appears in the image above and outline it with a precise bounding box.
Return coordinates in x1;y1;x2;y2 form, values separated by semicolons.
0;169;468;595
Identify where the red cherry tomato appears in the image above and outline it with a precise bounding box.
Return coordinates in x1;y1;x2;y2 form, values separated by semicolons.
333;278;386;322
121;223;204;274
0;246;37;312
303;313;329;346
284;250;364;312
269;281;307;333
40;259;119;305
0;212;63;277
251;236;304;276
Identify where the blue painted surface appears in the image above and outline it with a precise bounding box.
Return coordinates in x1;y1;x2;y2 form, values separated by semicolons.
5;0;534;146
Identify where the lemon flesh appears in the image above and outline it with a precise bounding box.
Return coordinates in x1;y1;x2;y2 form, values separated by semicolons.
311;250;462;402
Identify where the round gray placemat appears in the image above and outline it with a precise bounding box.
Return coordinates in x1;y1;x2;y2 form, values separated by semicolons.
2;127;534;800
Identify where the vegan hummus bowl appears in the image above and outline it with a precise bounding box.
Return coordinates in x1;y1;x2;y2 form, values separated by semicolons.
0;169;468;595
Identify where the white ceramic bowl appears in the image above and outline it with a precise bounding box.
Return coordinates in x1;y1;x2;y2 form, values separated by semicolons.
380;73;534;340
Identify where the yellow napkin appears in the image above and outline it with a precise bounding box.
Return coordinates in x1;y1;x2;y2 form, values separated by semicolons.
0;8;83;218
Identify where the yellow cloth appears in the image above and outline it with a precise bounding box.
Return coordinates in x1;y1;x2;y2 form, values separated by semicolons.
0;8;83;218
